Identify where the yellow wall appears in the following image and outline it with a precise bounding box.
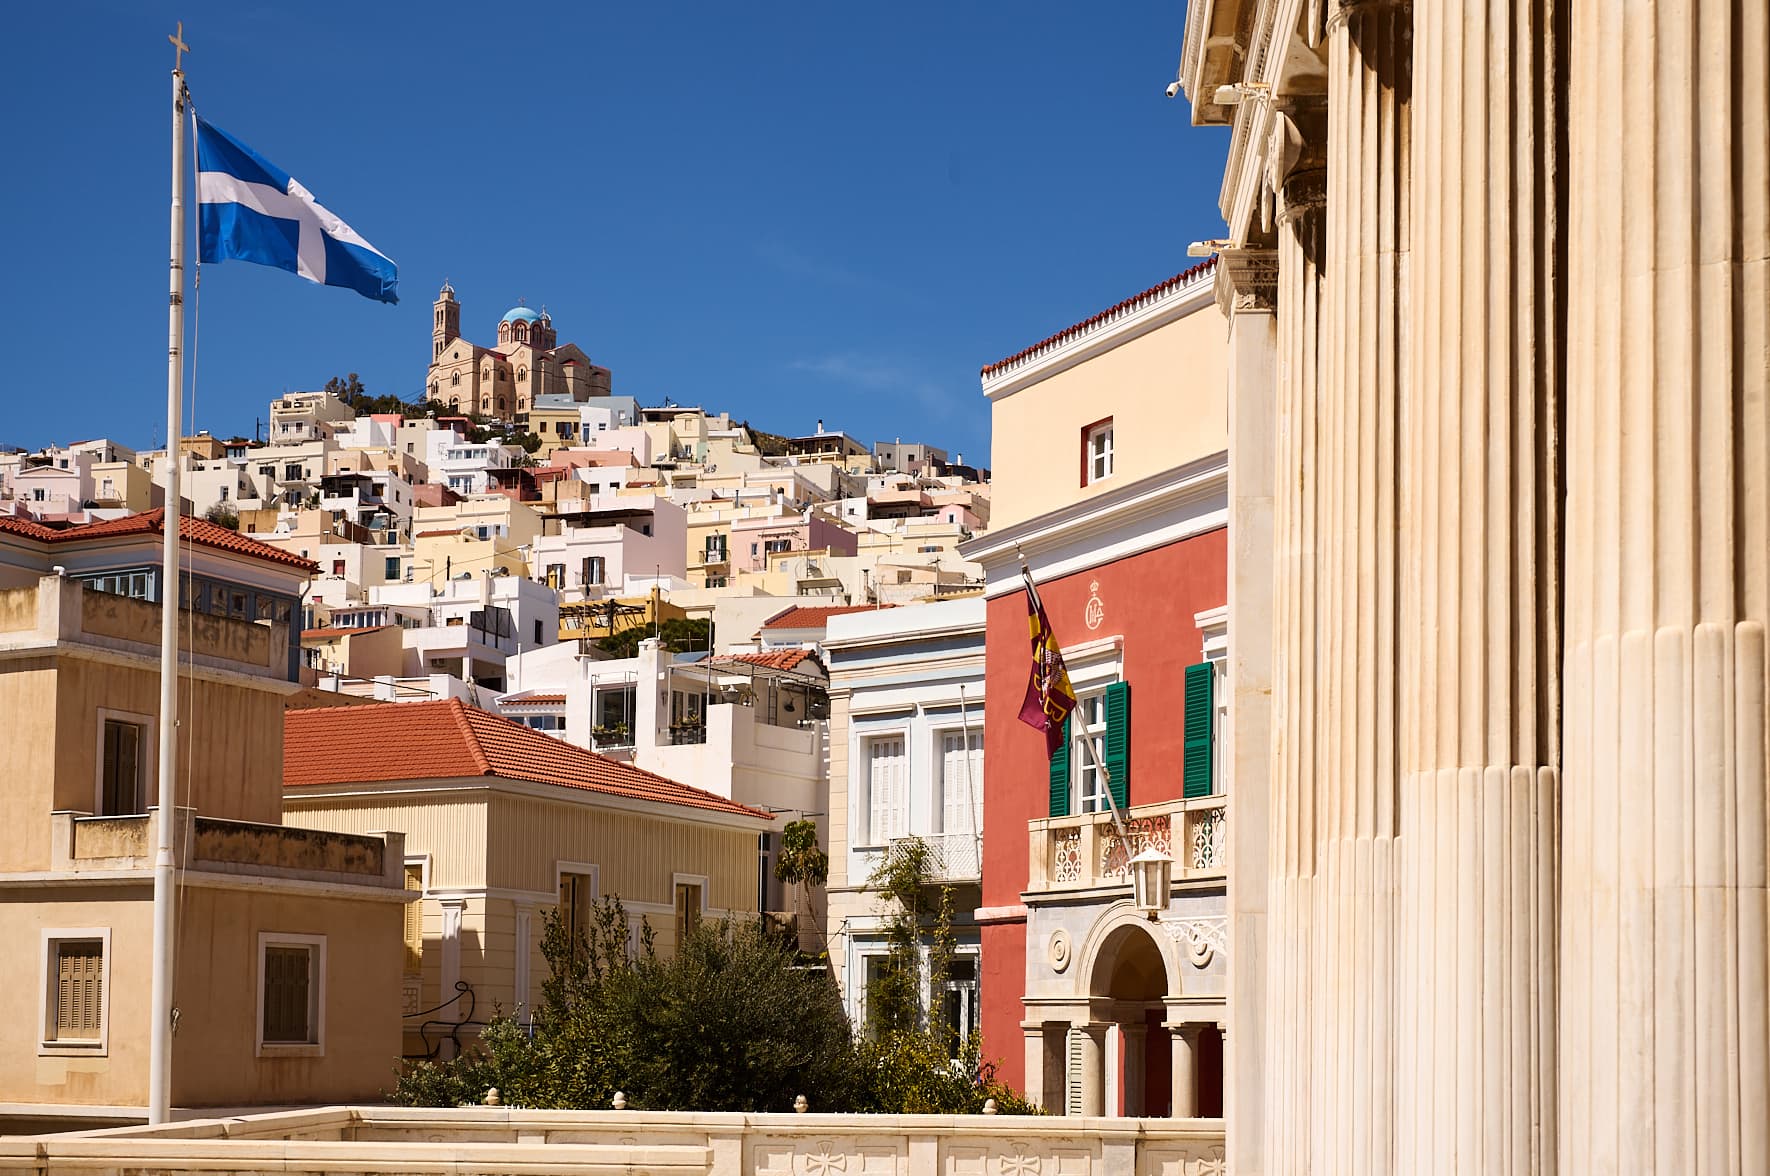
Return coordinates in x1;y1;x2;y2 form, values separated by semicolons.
0;658;290;873
0;884;404;1110
986;302;1227;533
286;795;489;891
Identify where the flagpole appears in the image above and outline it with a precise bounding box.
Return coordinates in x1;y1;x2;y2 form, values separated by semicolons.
149;24;190;1126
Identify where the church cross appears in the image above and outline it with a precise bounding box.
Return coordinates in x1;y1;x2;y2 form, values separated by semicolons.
169;21;190;72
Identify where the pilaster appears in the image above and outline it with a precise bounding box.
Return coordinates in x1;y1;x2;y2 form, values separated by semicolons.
1561;2;1770;1172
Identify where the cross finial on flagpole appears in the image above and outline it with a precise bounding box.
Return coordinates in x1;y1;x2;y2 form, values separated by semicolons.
169;21;190;72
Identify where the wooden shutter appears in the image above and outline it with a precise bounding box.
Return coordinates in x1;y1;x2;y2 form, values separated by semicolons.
1065;1026;1083;1115
262;946;312;1043
1183;662;1215;798
869;738;904;843
1104;680;1131;811
402;865;424;974
1048;718;1071;817
54;941;103;1040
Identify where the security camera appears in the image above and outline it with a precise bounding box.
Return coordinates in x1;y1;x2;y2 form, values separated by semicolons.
1165;81;1182;99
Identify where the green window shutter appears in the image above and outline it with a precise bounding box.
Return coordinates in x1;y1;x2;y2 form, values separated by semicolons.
1104;680;1131;810
1048;717;1071;817
1183;661;1215;798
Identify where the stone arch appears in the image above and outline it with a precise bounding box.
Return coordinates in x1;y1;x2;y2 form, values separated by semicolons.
1077;901;1185;999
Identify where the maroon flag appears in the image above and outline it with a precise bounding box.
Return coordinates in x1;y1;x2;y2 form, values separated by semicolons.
1017;569;1077;757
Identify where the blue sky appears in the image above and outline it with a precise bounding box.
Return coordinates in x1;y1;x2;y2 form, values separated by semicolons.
2;3;1230;463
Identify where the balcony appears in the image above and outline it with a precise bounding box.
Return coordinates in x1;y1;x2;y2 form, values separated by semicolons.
1027;794;1227;894
50;809;406;889
888;831;981;883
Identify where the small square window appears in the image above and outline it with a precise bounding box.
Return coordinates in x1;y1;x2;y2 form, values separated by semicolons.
1084;420;1114;485
257;933;325;1054
42;934;108;1051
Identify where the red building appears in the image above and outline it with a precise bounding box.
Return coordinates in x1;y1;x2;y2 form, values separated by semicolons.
960;261;1230;1118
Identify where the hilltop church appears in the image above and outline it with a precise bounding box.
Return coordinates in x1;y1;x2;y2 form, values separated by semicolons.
424;282;612;424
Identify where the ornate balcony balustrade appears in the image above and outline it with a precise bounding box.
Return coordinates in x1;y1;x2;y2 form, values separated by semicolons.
1029;795;1227;894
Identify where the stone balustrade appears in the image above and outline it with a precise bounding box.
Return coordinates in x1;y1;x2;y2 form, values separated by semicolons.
0;1106;1229;1176
1029;796;1227;893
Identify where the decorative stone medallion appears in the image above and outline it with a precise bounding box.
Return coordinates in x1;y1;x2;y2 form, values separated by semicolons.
1048;928;1071;972
1084;581;1105;631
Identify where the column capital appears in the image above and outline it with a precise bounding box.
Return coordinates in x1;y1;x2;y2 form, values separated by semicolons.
1277;168;1327;226
1215;248;1279;315
1328;0;1411;30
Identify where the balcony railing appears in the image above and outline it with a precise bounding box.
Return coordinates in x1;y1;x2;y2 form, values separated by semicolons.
1028;794;1227;893
666;722;706;746
888;831;981;883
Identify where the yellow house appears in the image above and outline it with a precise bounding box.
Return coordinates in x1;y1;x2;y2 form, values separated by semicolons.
282;699;774;1059
0;512;409;1126
411;495;542;587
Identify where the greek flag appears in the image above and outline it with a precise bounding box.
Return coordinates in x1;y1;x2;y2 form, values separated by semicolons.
195;118;398;304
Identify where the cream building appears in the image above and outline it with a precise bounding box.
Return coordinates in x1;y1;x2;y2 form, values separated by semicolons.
283;698;774;1058
1180;1;1770;1172
424;285;611;423
0;513;408;1124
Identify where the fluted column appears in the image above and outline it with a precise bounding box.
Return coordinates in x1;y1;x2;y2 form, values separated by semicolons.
1267;112;1326;1175
1562;3;1770;1173
1220;245;1278;1171
1395;2;1562;1173
1310;1;1410;1170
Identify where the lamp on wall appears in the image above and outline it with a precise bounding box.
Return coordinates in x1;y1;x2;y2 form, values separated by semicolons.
1129;848;1173;920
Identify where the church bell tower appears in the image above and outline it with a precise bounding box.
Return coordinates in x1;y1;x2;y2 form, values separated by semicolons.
433;281;460;358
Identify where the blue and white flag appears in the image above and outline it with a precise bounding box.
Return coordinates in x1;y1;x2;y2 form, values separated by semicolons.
195;117;398;304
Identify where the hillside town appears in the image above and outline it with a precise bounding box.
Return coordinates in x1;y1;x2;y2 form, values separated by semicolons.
7;2;1768;1174
0;262;1231;1125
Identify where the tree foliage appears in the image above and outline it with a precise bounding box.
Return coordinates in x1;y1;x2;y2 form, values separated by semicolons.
595;617;711;658
324;372;434;419
202;502;239;531
391;895;1034;1114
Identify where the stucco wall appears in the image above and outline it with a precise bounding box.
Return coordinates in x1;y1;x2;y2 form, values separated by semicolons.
987;307;1227;535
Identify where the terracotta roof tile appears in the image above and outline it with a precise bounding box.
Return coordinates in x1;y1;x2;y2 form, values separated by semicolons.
501;691;565;705
711;649;820;672
0;508;315;571
761;603;896;630
284;698;772;821
302;625;390;640
980;258;1218;377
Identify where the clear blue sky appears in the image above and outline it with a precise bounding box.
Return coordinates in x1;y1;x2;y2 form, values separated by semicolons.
2;2;1230;464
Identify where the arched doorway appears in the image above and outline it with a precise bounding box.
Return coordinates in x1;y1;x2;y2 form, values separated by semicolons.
1083;917;1224;1118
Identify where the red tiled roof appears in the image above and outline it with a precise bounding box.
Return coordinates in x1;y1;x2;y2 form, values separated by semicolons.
284;698;773;821
302;625;390;640
0;508;315;571
760;603;897;630
712;649;820;672
501;691;565;705
980;258;1219;377
415;528;466;538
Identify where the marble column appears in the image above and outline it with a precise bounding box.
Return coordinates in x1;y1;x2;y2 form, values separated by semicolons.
1219;246;1278;1170
1268;105;1326;1176
1561;2;1770;1173
1394;2;1563;1173
1122;1022;1148;1117
1170;1022;1201;1118
1309;0;1412;1170
1075;1022;1109;1117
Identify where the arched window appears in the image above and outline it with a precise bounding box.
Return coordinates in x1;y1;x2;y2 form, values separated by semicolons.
498;397;507;412
450;397;460;411
428;382;438;398
514;323;528;343
517;366;527;383
451;372;461;387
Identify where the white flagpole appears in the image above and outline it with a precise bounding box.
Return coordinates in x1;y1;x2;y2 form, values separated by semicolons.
149;22;190;1127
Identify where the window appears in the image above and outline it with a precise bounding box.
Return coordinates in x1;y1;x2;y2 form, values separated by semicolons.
1183;661;1217;798
534;619;543;644
331;559;346;578
558;868;595;945
581;556;605;585
940;730;984;836
401;862;425;974
675;881;703;951
1049;679;1131;817
941;956;979;1059
865;735;906;845
385;556;401;580
705;534;728;562
283;463;303;482
42;932;108;1052
99;717;147;816
545;563;565;590
1083;419;1114;485
763;538;792;555
257;933;324;1053
32;488;44;502
218;484;229;501
259;464;275;479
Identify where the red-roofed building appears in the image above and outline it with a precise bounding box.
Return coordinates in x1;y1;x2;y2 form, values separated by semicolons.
0;508;313;680
283;698;773;1055
960;261;1230;1118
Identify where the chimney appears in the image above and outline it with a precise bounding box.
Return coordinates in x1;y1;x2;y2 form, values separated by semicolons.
956;452;963;465
816;419;824;435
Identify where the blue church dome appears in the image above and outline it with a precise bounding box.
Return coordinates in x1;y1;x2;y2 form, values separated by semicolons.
501;305;543;325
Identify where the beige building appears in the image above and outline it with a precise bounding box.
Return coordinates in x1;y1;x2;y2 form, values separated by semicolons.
0;514;408;1124
282;698;774;1058
1180;1;1770;1172
425;285;611;423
